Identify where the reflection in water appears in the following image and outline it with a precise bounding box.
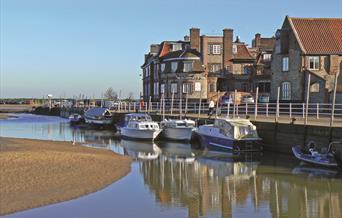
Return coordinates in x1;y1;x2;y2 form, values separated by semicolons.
1;114;342;218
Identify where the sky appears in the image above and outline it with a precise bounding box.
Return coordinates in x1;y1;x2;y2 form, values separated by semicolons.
1;0;341;99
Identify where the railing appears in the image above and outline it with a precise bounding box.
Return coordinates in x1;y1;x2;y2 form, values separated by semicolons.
112;100;342;125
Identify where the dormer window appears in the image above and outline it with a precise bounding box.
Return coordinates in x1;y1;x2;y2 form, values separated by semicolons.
183;62;193;72
209;45;221;55
263;54;272;62
308;56;319;70
171;62;178;73
232;44;237;54
160;63;165;73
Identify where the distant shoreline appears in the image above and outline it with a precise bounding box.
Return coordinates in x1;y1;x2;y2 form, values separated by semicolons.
0;104;36;113
0;137;132;215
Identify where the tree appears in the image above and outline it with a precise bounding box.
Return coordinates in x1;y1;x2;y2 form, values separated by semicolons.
104;87;118;100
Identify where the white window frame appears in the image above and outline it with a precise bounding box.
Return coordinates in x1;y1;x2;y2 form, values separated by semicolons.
171;83;178;94
308;56;319;70
212;45;221;55
160;83;165;94
263;54;272;61
282;57;289;72
171;62;178;73
183;61;193;72
195;82;201;92
282;82;291;100
160;63;165;73
182;83;193;94
153;82;159;95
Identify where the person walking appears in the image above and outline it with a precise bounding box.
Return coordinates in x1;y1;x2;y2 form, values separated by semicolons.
208;98;215;117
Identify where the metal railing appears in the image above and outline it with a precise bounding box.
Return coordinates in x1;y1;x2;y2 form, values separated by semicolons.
113;100;342;125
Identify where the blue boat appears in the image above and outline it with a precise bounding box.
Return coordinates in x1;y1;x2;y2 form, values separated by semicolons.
292;140;342;168
194;118;262;152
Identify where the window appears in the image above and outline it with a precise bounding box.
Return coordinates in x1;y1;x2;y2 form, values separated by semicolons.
209;83;216;92
171;62;178;72
153;82;159;95
209;44;221;55
160;63;165;73
244;66;251;74
282;82;291;100
171;43;182;51
308;56;319;70
263;54;272;62
182;83;193;94
160;84;165;94
282;57;289;72
232;44;237;54
171;83;178;93
195;82;201;92
310;82;320;93
210;64;221;73
184;62;193;72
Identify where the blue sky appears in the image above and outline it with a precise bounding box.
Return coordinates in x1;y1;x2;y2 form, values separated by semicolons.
1;0;341;98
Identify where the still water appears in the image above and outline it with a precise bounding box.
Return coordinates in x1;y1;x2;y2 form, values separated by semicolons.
1;114;342;218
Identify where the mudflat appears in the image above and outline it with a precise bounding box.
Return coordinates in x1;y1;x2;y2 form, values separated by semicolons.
0;137;132;215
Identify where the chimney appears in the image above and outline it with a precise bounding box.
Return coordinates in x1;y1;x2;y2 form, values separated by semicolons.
223;28;233;72
254;33;261;48
150;44;160;54
184;35;190;42
190;28;200;52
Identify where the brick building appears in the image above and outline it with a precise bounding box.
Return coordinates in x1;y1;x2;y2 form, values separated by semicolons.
270;16;342;103
142;28;275;101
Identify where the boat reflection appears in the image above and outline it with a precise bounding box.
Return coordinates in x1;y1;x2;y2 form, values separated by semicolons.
121;140;161;160
292;165;341;178
139;150;342;218
158;141;201;163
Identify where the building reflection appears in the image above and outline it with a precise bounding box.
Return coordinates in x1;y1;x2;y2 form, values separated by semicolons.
137;143;342;218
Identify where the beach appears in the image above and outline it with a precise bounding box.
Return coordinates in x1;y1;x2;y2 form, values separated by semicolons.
0;137;132;215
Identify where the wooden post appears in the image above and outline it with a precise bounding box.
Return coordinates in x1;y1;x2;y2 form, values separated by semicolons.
276;87;280;122
316;103;319;119
245;102;248;116
149;96;152;113
134;102;136;112
162;94;165;120
233;89;237;118
171;90;174;115
266;103;269;117
179;94;182;119
305;73;311;125
215;91;220;118
198;91;202;119
185;91;189;115
254;87;259;120
302;103;305;119
289;103;292;119
330;73;338;127
227;103;230;118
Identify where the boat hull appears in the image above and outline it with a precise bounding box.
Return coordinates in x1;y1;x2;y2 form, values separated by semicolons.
162;127;194;141
121;128;162;140
195;131;262;152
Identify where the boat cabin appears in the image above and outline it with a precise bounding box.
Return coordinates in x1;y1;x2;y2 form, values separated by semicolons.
85;107;112;119
214;118;259;140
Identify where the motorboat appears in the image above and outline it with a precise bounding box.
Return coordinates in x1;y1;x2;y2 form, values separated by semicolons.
159;119;196;141
292;140;342;168
68;113;84;125
84;107;113;125
194;118;262;152
120;113;161;141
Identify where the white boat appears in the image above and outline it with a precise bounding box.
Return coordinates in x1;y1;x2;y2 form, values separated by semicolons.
84;107;113;125
120;113;161;141
194;118;262;152
160;119;196;141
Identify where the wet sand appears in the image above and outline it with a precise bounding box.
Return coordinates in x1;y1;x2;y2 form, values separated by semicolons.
0;113;9;119
0;137;132;215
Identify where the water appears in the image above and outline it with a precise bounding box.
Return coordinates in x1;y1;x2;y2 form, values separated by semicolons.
1;114;342;218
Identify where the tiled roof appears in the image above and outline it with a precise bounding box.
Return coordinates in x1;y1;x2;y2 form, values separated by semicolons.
160;49;201;60
289;17;342;54
233;44;254;60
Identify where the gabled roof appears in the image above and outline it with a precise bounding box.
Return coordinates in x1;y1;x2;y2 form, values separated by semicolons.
288;16;342;55
232;44;254;60
160;49;201;61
